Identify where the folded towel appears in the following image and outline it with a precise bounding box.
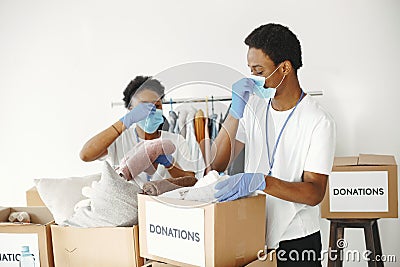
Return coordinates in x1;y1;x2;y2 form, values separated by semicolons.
143;176;198;196
63;161;142;227
8;212;30;223
118;139;176;180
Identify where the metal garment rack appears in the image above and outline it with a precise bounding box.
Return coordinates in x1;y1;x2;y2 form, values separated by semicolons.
111;91;323;108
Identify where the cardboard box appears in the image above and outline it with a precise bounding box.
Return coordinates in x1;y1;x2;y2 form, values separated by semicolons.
51;225;144;267
321;154;398;218
0;206;54;267
26;186;45;206
138;194;266;267
142;261;179;267
245;250;277;267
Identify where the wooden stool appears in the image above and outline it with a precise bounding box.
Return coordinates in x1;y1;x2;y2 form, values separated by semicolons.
328;219;384;267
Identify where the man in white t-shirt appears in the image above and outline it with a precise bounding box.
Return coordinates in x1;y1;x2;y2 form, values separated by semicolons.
212;23;336;266
80;76;204;186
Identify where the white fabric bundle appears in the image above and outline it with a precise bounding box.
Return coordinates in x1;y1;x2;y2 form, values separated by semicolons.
63;161;142;227
160;170;228;203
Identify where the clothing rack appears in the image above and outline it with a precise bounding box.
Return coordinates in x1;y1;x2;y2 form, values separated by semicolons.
111;91;323;108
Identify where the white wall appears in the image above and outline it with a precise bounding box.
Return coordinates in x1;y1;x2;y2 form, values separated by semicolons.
0;0;399;266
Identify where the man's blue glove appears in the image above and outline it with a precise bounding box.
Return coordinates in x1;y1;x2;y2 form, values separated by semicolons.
229;78;257;119
154;154;174;168
120;103;156;129
214;173;266;202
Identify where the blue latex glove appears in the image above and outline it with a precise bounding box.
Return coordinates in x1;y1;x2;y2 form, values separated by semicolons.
229;78;257;119
214;173;266;202
154;154;174;168
120;103;156;128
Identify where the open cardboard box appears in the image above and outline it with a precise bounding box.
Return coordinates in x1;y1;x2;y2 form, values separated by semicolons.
0;206;54;267
26;186;45;206
321;154;398;218
138;193;267;267
51;224;143;267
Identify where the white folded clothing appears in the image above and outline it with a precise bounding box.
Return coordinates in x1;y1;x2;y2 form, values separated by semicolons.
160;170;229;203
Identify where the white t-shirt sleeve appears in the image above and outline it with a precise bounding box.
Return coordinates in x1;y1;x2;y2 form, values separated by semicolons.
304;115;336;175
236;117;247;144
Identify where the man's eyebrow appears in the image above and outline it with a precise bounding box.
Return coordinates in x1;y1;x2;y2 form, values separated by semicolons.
248;64;263;68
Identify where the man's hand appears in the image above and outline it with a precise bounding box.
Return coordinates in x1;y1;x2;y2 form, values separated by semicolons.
214;172;266;201
229;78;257;119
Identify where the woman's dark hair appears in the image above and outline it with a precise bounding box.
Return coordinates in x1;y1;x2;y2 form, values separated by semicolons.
122;76;165;108
244;23;303;71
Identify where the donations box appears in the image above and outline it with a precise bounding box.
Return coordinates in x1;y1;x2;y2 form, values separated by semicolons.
138;194;266;267
321;154;398;218
0;207;54;267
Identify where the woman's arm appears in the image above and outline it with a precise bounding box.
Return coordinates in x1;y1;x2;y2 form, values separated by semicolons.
79;121;125;162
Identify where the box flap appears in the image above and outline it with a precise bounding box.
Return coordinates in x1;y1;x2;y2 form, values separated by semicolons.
0;207;11;222
333;156;359;166
358;154;397;166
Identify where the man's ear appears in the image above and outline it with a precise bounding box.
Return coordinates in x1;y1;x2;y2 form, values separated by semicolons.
282;60;292;75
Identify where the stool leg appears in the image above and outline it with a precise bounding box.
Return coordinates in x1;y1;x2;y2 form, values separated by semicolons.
364;222;378;267
372;220;384;267
328;221;338;267
336;226;344;267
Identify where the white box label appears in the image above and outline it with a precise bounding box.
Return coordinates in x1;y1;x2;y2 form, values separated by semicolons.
329;171;389;212
0;233;40;267
145;201;205;267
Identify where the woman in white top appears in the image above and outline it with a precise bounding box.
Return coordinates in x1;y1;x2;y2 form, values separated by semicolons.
80;76;204;187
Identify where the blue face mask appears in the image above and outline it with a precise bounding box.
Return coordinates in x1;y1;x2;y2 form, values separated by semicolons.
137;109;164;134
249;64;285;99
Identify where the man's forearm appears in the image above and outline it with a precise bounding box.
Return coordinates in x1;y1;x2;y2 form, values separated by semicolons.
264;175;327;206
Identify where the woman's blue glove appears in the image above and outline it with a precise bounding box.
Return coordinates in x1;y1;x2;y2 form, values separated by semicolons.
154;154;174;168
229;78;257;119
120;103;156;129
214;173;266;202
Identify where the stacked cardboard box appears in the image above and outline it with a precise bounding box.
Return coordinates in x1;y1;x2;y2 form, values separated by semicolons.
0;206;54;267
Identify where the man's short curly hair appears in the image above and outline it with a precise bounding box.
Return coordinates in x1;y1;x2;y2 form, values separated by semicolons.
122;76;165;108
244;23;303;71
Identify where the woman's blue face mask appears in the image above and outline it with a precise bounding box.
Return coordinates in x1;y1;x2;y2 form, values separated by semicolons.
137;109;164;134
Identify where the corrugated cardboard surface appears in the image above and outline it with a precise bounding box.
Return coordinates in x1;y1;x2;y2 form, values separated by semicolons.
321;154;398;218
138;194;266;267
245;251;277;267
51;225;143;267
26;186;45;206
0;206;54;267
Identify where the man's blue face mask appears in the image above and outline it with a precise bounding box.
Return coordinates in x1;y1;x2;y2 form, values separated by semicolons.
250;64;285;99
137;108;164;134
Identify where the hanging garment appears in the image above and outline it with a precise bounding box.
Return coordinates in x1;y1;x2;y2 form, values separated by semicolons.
168;110;178;133
204;116;212;174
194;109;205;144
194;109;206;174
173;111;180;134
185;109;206;178
210;113;219;142
219;112;223;131
175;108;189;137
